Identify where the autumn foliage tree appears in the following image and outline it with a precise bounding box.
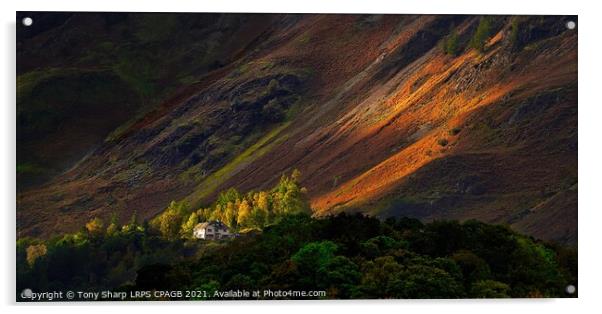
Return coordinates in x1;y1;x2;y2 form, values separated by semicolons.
180;212;199;239
172;169;312;236
85;217;105;237
106;213;119;236
25;244;47;267
154;201;188;240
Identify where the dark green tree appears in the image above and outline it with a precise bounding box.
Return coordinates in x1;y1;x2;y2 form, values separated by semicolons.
470;17;494;52
444;31;461;55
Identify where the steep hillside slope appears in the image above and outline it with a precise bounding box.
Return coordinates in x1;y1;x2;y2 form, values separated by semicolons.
17;12;275;188
17;14;577;244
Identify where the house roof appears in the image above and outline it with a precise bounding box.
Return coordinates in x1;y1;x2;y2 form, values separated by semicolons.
194;220;229;231
194;222;210;231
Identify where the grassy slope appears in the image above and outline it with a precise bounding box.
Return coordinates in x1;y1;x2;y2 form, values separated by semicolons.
17;13;274;189
184;122;292;208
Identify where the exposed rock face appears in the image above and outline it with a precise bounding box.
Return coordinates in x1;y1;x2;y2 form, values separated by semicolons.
17;13;577;244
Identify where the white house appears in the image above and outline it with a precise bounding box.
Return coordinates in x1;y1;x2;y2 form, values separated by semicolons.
193;220;233;240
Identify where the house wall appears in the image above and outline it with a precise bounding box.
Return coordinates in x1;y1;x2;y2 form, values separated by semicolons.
193;223;232;239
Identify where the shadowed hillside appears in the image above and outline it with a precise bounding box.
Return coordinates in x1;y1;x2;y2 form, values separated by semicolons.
17;13;577;244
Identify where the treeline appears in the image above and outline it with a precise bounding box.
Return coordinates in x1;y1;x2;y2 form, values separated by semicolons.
16;170;312;295
17;213;577;299
17;215;191;294
17;169;577;299
151;169;311;240
131;213;577;299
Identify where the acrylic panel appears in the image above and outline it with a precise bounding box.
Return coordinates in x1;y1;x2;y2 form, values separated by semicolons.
16;12;577;301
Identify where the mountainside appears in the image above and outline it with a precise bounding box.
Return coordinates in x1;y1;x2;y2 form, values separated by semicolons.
17;13;577;244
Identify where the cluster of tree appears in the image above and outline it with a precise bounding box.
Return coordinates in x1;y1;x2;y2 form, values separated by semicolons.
17;170;312;297
17;171;577;300
152;169;311;240
442;16;573;57
129;213;577;299
17;213;196;295
442;16;504;56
